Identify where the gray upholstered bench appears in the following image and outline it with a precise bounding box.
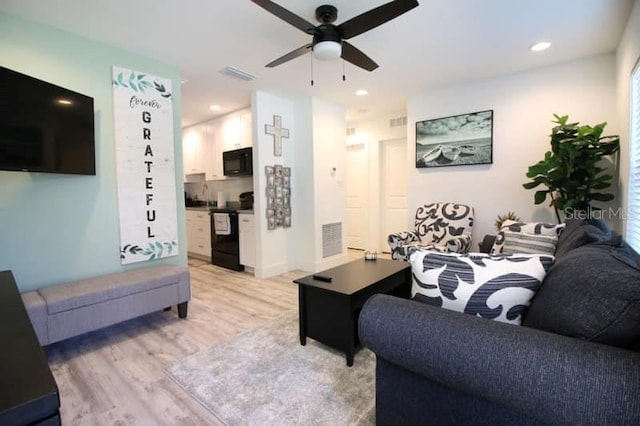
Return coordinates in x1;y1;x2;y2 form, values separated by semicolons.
21;264;190;346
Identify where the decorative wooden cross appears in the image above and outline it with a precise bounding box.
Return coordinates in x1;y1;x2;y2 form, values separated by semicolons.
265;115;290;157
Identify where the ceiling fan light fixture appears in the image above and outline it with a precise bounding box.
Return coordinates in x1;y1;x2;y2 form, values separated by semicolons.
313;41;342;61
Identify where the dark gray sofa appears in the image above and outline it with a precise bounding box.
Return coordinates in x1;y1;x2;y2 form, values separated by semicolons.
359;218;640;425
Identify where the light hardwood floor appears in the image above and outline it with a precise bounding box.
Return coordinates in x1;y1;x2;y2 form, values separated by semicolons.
45;260;305;425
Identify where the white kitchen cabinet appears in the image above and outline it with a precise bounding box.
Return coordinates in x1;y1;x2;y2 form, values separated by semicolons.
239;109;253;148
182;125;207;177
183;108;252;181
239;213;255;269
186;210;211;259
203;120;225;181
220;108;252;152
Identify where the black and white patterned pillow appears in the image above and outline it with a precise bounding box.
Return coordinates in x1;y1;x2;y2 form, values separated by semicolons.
409;251;555;325
491;220;565;255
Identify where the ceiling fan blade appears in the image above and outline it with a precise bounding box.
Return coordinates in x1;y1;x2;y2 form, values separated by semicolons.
266;43;313;68
338;0;419;40
251;0;316;34
341;41;378;71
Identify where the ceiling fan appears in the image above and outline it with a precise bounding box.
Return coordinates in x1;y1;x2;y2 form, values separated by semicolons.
251;0;419;72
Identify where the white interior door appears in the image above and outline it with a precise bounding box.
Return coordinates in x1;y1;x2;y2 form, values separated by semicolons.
346;143;369;250
381;138;408;252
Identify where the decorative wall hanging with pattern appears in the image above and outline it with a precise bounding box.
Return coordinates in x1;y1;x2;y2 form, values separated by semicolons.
265;115;290;156
112;66;179;264
265;164;291;230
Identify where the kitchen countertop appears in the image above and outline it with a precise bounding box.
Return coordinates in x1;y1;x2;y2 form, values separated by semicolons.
186;206;253;213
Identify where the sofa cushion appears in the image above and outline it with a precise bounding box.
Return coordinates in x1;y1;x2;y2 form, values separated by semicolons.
410;251;555;325
523;235;640;350
491;220;565;255
501;230;558;255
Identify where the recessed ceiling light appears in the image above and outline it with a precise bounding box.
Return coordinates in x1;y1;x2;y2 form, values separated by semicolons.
356;89;368;96
530;41;551;52
209;105;221;111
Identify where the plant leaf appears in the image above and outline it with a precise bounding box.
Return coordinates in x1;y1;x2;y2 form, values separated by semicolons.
534;190;549;205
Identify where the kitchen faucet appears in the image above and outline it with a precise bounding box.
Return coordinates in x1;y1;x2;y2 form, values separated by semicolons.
202;183;210;206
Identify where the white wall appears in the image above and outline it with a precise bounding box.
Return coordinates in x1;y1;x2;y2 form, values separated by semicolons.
309;97;349;270
290;96;316;272
251;91;347;277
407;53;619;246
346;112;408;252
348;110;407;142
617;0;640;236
252;90;295;278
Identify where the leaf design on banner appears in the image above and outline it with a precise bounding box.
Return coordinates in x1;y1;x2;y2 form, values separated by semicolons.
120;240;178;260
114;72;128;87
112;71;158;94
139;80;152;92
129;73;138;92
154;81;172;98
113;70;171;98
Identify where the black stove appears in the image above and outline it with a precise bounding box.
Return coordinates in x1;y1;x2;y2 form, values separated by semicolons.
210;208;243;271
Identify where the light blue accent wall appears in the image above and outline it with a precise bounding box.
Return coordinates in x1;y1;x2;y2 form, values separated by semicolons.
0;13;187;291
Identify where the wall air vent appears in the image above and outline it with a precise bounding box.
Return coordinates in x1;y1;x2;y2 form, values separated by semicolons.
346;127;356;136
389;116;407;128
322;222;343;258
220;66;258;81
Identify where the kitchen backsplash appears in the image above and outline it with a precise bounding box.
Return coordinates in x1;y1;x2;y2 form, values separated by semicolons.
185;176;253;206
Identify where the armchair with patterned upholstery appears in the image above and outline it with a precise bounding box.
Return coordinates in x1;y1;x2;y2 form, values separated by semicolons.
388;202;474;261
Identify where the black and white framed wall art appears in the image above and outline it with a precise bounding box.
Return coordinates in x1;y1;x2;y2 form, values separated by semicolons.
416;110;493;168
265;164;291;230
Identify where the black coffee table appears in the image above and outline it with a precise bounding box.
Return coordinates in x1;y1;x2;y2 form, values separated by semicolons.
0;271;60;425
293;258;411;366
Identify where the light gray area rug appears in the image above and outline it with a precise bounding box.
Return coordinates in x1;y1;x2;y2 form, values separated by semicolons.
165;311;375;426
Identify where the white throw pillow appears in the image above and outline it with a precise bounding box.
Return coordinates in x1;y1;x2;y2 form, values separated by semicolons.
409;251;555;325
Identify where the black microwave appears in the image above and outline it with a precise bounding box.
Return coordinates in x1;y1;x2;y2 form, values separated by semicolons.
223;147;253;176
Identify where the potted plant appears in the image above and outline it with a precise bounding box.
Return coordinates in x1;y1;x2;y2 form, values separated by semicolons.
494;211;521;230
522;114;620;222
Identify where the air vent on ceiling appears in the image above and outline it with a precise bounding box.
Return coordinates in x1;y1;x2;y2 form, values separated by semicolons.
322;222;343;258
220;66;258;81
389;116;407;128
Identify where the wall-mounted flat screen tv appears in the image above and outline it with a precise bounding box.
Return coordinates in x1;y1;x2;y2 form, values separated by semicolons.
0;66;95;175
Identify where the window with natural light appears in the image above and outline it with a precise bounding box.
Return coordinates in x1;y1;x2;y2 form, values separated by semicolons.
626;61;640;252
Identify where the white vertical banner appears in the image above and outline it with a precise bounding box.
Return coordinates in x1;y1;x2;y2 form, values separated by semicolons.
112;66;179;264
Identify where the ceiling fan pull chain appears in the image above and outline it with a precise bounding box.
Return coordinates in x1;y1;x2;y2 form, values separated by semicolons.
342;60;346;82
310;52;314;86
